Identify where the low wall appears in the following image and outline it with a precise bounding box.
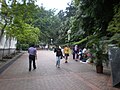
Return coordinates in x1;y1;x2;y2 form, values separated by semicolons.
0;48;16;59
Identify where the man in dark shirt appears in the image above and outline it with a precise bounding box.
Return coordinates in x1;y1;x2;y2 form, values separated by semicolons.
28;44;37;71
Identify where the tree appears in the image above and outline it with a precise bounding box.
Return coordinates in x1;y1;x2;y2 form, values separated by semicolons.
68;0;120;46
0;0;13;41
32;6;62;45
70;0;120;73
0;0;41;51
55;1;77;45
107;3;120;46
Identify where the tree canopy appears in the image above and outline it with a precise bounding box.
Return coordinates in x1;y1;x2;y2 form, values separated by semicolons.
1;0;120;48
0;0;40;45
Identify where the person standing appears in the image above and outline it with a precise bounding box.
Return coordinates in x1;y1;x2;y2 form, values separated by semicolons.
28;44;37;71
78;48;83;60
54;46;63;68
63;45;70;63
72;45;79;61
82;47;87;54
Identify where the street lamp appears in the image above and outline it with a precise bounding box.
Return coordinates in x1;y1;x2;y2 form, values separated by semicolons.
51;38;53;44
0;2;2;21
0;2;1;9
67;29;71;45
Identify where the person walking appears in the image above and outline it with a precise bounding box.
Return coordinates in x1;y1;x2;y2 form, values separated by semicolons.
63;45;70;63
28;44;37;71
54;46;63;68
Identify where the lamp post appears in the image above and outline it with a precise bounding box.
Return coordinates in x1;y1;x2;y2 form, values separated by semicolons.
0;2;2;21
51;38;53;45
0;2;1;10
67;29;71;46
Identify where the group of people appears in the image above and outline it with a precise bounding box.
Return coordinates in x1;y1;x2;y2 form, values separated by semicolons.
54;45;70;68
72;45;92;63
27;44;92;71
53;45;92;68
28;44;70;71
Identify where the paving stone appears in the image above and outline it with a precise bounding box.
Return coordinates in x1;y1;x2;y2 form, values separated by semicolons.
0;50;119;90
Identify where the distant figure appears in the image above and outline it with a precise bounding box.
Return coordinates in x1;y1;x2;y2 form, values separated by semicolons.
45;45;48;50
82;47;87;54
28;44;37;71
78;48;83;60
72;45;79;61
82;54;87;62
63;45;70;63
54;46;63;68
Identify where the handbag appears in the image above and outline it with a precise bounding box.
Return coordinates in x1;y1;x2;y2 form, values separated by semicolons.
60;56;63;59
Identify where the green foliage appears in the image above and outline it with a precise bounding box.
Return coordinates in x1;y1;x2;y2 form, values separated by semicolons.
32;7;61;44
16;43;29;51
5;23;40;44
67;0;120;67
107;8;120;33
0;0;13;40
107;3;120;46
72;0;116;39
0;0;41;46
86;36;109;66
56;2;77;44
21;44;29;51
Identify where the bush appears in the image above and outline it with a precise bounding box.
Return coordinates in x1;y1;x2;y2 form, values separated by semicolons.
21;44;29;51
16;43;29;51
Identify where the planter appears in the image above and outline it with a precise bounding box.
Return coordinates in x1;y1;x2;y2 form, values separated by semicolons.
96;65;103;73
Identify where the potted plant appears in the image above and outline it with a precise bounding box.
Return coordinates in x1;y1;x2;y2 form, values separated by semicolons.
92;49;108;73
87;37;109;73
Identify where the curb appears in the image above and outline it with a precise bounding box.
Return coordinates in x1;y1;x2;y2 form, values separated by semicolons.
0;52;24;74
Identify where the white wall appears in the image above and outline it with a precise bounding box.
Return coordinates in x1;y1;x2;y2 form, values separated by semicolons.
0;32;17;59
0;35;17;49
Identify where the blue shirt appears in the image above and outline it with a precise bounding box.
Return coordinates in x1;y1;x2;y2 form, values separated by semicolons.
28;47;37;56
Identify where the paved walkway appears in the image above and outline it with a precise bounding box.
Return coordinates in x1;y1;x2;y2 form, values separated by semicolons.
0;50;119;90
